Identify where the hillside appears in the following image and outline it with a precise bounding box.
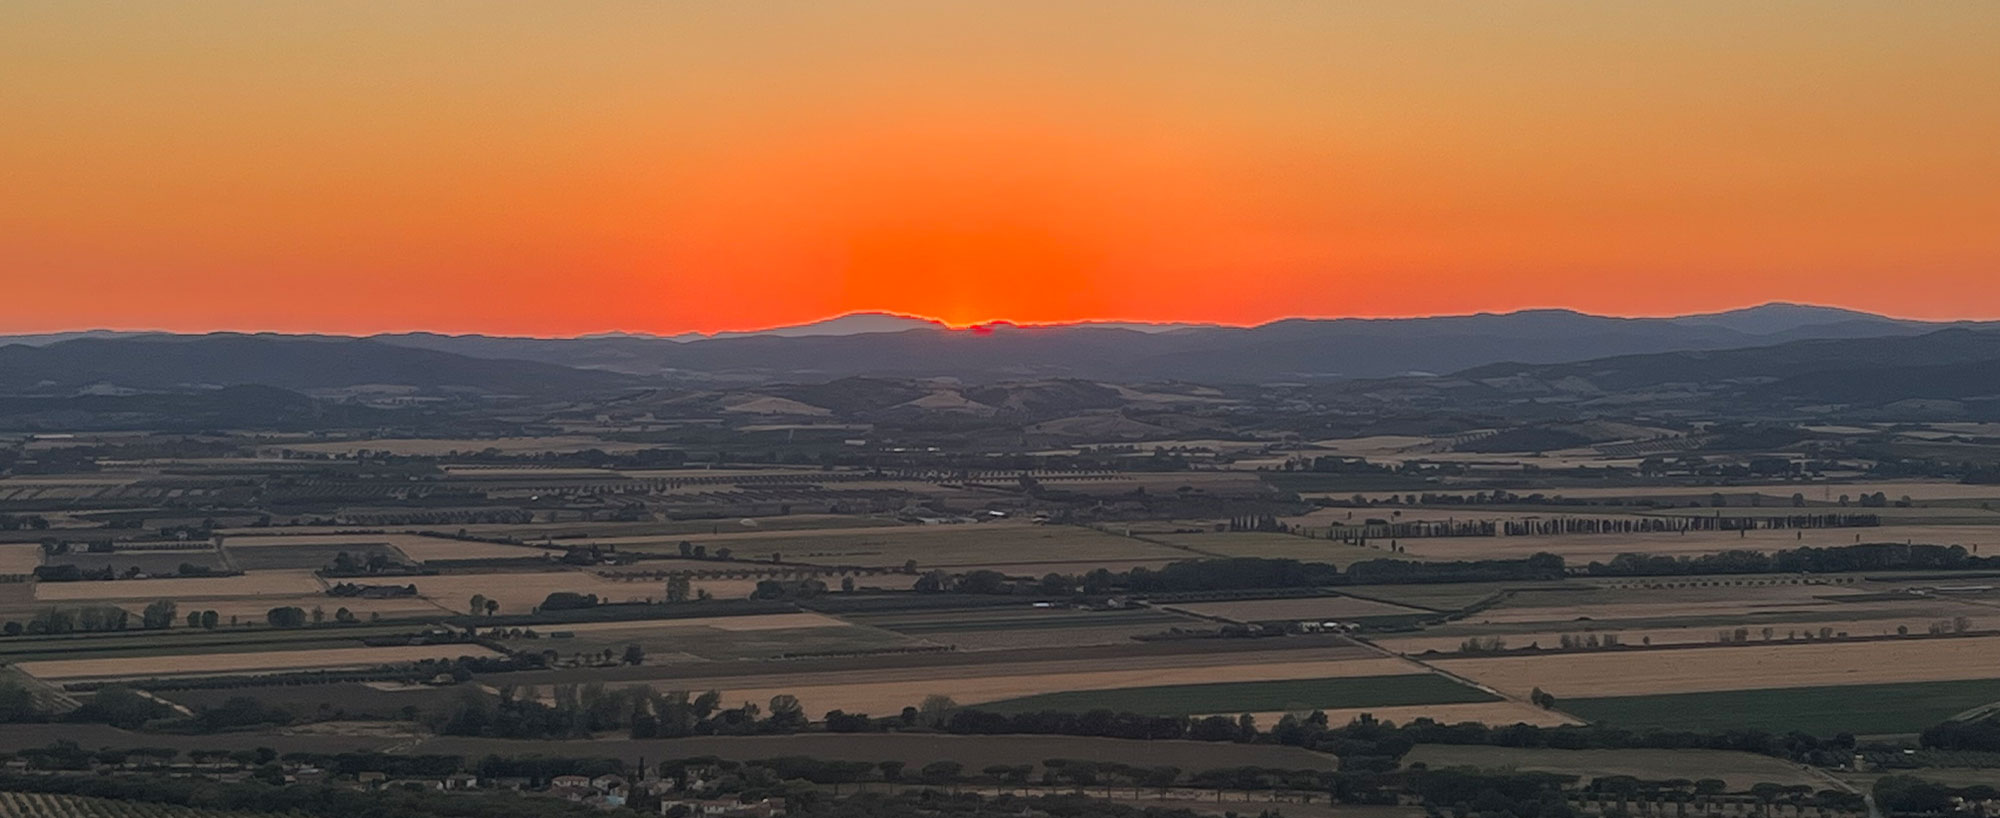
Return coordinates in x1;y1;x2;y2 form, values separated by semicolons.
0;335;641;397
1413;328;2000;417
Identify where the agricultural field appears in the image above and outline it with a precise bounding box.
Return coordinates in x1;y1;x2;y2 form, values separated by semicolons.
1562;678;2000;736
0;624;426;663
1393;524;2000;563
602;523;1189;571
1535;481;2000;504
845;605;1205;650
160;681;467;719
1170;595;1434;623
175;594;445;622
33;571;325;602
1284;701;1579;729
221;542;407;571
572;514;910;538
395;570;757;614
0;544;41;574
1401;745;1826;791
415;731;1338;772
262;435;653;456
0;791;281;818
1340;582;1569;613
975;673;1498;716
1140;531;1414;566
44;549;225;576
508;612;933;661
222;533;541;563
1459;582;1876;626
690;652;1425;716
16;643;500;681
1375;596;2000;655
1430;635;2000;700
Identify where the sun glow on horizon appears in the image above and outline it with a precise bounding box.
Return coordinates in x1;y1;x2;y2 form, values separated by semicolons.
2;2;1998;335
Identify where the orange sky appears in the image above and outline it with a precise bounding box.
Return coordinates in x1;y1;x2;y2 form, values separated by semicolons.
3;1;1999;335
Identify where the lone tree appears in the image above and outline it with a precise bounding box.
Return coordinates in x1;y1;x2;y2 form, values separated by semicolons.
140;600;177;630
469;594;487;616
665;575;692;603
266;606;307;628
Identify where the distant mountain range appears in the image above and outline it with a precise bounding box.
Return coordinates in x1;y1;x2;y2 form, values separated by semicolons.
361;303;1984;383
0;303;1990;396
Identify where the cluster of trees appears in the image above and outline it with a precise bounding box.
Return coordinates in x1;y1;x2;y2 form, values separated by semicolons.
1919;713;2000;752
327;581;418;598
674;541;735;560
673;753;1347;800
265;605;363;627
0;600;224;636
927;555;1569;597
1502;513;1878;536
752;577;829;600
3;604;131;635
324;550;413;576
0;513;50;531
430;684;809;740
1225;514;1291;532
1586;543;1998;577
32;561;223;581
0;681;281;733
1874;775;1996;814
539;592;600;611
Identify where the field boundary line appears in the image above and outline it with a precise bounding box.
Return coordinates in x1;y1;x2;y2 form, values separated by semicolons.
1356;634;1587;725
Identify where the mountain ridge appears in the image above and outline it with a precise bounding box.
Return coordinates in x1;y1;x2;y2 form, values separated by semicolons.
2;303;1990;387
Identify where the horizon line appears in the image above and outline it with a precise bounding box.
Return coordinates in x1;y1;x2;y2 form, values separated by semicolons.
0;300;1986;341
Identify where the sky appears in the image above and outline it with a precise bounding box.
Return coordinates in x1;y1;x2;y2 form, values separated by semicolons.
3;1;1999;335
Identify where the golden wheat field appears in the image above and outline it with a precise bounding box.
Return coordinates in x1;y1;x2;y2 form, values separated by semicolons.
0;544;41;574
653;648;1420;715
1430;635;2000;699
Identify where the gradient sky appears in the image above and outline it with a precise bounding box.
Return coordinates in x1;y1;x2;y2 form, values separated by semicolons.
4;2;1999;335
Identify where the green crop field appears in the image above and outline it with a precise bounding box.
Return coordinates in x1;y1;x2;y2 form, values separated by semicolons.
1565;678;2000;735
870;610;1192;634
976;673;1499;716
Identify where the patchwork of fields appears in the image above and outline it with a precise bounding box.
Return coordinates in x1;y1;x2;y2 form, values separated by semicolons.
12;471;2000;761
